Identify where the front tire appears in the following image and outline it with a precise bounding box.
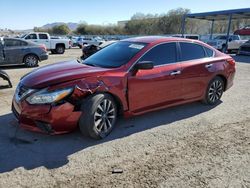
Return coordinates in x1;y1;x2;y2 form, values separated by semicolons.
24;54;38;67
203;76;224;105
79;93;117;139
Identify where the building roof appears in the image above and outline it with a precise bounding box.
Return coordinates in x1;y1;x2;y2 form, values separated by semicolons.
185;8;250;21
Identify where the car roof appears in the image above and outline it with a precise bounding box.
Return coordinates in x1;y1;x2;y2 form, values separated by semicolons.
3;37;39;46
122;36;200;44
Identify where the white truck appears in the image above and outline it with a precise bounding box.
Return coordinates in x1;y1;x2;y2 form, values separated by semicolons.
206;35;247;53
77;36;105;48
21;32;70;54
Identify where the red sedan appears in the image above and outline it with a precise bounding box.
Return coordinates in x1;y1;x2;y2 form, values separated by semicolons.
12;36;236;139
234;26;250;35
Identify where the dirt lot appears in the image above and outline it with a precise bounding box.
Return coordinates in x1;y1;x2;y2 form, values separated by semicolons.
0;49;249;188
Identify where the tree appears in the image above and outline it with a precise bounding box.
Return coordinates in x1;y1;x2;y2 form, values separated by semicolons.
51;24;70;35
75;24;87;35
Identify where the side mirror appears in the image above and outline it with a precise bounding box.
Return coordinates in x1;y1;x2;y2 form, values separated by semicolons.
228;38;232;42
134;61;154;70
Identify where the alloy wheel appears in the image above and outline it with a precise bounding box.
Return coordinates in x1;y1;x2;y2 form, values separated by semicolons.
25;55;38;67
94;99;116;133
208;80;223;103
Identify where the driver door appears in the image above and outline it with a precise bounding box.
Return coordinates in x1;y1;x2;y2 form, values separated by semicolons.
127;42;183;113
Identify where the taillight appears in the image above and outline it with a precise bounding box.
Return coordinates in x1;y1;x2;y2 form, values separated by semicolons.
226;58;235;66
40;44;47;51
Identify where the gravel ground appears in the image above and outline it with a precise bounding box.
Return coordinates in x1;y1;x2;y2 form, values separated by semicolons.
0;49;249;188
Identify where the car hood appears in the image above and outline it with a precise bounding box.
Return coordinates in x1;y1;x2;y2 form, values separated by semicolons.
21;60;108;88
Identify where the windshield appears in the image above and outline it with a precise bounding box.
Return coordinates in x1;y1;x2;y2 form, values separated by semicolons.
20;34;27;38
214;36;227;40
83;41;146;68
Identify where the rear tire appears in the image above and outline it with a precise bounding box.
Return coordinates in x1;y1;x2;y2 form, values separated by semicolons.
79;93;118;139
203;76;224;105
55;45;65;54
24;54;38;67
51;50;56;54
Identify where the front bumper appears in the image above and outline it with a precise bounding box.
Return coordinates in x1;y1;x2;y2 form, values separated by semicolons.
12;98;81;134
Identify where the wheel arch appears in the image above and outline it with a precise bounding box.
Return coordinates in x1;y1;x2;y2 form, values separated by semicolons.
56;43;65;48
93;91;124;115
214;74;227;91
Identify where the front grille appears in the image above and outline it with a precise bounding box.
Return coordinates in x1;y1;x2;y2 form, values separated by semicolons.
12;104;20;119
17;84;29;99
15;83;34;101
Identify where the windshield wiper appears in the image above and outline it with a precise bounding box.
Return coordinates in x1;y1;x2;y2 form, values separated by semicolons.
84;62;101;67
76;57;82;64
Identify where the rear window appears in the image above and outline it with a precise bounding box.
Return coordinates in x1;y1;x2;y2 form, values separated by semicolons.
180;42;206;61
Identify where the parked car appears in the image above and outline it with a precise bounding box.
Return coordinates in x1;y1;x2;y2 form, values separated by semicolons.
77;36;104;48
0;37;48;67
81;40;117;59
21;32;70;54
206;35;247;53
12;36;235;139
0;70;12;88
172;34;200;40
238;40;250;55
234;26;250;35
68;36;78;47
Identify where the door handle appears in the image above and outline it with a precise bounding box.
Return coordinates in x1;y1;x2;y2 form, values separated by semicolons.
205;64;213;68
170;70;181;76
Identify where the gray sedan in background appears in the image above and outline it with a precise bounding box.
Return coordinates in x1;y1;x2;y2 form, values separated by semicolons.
0;38;48;67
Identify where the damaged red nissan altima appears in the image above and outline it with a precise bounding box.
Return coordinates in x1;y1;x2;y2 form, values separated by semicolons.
12;36;235;139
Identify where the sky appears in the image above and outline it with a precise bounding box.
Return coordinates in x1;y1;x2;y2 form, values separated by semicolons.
0;0;249;30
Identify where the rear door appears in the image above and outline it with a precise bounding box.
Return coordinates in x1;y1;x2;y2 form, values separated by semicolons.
178;42;215;100
4;39;28;64
128;42;183;113
37;33;50;49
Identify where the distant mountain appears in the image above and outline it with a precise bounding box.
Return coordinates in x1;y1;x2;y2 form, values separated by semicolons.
41;22;79;30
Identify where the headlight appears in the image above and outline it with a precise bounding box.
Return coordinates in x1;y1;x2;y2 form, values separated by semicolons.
26;88;73;104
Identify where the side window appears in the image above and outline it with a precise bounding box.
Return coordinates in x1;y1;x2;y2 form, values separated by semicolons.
4;39;15;47
0;40;3;49
4;39;27;47
231;35;239;41
25;34;37;40
139;43;177;66
180;42;206;61
39;34;48;39
204;47;214;57
20;41;28;46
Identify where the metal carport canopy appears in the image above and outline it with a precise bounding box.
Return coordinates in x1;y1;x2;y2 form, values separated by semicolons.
181;8;250;51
